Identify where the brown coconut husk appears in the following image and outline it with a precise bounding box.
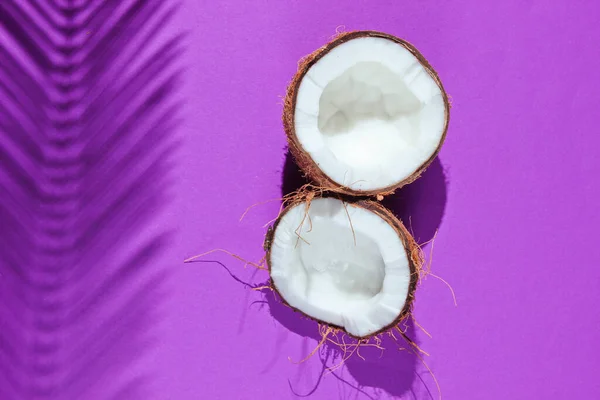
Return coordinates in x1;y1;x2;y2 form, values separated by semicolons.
264;194;424;340
283;30;450;197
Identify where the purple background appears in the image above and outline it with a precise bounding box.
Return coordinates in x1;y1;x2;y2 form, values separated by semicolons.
2;0;600;399
171;1;600;399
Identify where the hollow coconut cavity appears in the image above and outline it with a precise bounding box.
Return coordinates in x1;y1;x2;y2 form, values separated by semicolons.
284;31;449;196
267;197;420;339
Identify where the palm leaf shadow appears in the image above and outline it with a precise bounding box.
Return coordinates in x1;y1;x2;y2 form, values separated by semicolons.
0;1;182;399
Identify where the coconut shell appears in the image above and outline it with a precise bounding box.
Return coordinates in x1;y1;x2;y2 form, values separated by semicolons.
265;196;423;339
283;30;450;197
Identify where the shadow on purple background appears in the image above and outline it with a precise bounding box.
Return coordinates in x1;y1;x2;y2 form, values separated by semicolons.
382;158;447;245
260;289;433;399
0;1;181;398
281;150;447;246
192;258;433;399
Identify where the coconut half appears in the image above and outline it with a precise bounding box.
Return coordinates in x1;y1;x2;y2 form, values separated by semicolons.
266;197;420;338
284;31;449;196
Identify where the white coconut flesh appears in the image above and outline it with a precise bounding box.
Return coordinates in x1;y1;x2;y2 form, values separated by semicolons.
269;197;412;338
294;36;446;192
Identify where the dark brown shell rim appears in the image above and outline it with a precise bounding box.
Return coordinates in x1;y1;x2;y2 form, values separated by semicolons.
283;30;450;197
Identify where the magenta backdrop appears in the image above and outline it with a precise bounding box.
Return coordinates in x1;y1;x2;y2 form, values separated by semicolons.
164;1;600;399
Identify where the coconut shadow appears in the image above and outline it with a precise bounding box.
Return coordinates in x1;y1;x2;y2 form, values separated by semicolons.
281;150;448;246
381;157;448;245
196;258;433;399
260;288;436;399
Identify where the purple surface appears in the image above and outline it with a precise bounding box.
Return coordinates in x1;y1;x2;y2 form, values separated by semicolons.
172;1;600;399
2;1;600;399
